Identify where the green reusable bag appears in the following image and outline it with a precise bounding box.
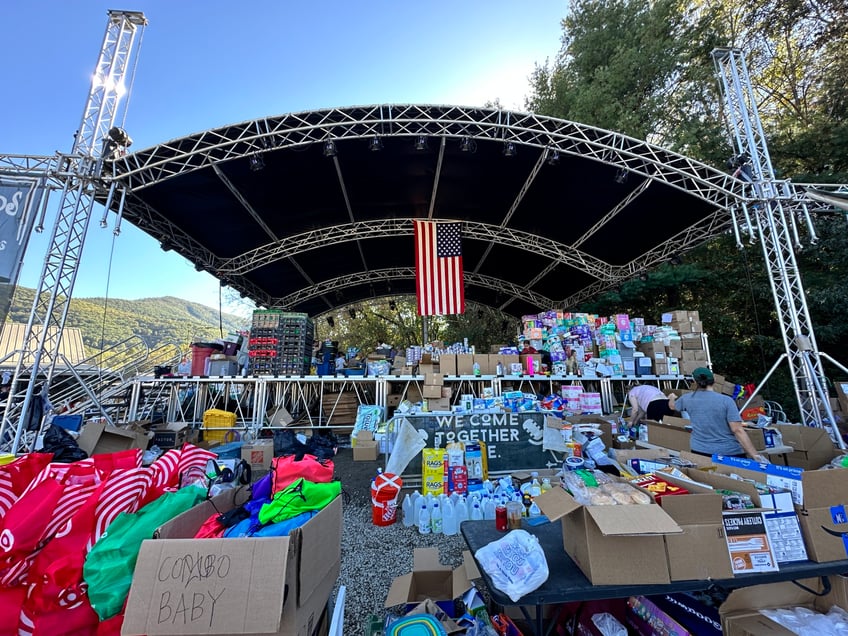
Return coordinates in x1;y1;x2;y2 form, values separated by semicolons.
258;478;341;525
83;486;207;620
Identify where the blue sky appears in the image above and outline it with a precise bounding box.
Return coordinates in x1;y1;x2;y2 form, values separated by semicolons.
1;1;565;312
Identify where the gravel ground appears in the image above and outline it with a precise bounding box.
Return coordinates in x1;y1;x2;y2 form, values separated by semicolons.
331;447;478;634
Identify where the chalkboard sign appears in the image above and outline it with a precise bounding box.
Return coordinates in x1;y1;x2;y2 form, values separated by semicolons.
395;412;566;478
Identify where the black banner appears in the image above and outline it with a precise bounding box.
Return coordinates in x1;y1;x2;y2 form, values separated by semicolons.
0;177;43;324
397;411;566;477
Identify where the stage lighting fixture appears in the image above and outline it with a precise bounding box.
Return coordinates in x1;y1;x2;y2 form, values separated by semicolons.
323;140;337;157
639;272;649;282
669;253;682;266
107;126;133;148
614;168;628;184
348;308;357;319
546;149;560;166
369;136;383;152
460;137;472;152
389;300;397;311
327;316;335;328
248;153;265;171
160;239;173;252
414;135;428;151
195;263;204;272
99;218;108;228
503;142;517;157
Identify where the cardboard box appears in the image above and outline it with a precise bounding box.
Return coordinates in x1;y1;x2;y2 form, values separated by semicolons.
423;384;444;399
123;492;342;636
151;422;191;449
353;430;379;461
456;354;475;376
795;467;848;561
536;486;682;585
438;354;457;376
424;372;444;386
241;438;274;472
645;418;765;453
680;334;704;351
474;354;494;375
78;420;151;455
385;548;479;616
645;418;691;452
775;423;837;469
720;576;848;635
835;380;848;415
627;593;722;636
519;354;542;374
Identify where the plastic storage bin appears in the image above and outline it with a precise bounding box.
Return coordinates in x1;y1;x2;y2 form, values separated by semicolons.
203;409;237;443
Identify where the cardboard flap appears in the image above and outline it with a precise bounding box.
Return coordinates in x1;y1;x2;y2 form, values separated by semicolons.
719;578;823;616
122;538;289;635
413;547;451;572
802;468;848;509
298;495;343;605
535;487;581;521
586;504;682;536
451;563;473;600
385;572;414;608
461;550;481;580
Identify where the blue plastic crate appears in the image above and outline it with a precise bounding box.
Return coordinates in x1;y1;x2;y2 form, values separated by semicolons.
213;441;244;460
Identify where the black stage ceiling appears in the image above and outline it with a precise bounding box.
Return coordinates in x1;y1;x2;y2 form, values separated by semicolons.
106;104;745;319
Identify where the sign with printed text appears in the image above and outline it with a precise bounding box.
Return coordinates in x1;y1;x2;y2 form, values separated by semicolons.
398;412;566;477
0;176;43;324
723;511;779;574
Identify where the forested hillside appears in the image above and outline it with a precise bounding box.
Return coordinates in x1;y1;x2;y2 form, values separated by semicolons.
5;287;247;355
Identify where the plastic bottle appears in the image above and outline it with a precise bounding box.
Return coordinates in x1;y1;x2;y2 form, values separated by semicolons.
401;493;414;527
418;503;431;534
472;362;481;377
470;501;483;521
483;497;496;521
496;361;505;376
541;478;552;494
455;496;469;523
431;501;443;534
528;501;542;518
529;475;542;498
411;490;422;527
442;499;457;536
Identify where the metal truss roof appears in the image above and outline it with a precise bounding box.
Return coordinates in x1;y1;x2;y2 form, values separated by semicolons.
78;104;780;317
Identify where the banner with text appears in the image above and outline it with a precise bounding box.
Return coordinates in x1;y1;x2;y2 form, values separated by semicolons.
397;412;565;477
0;176;43;324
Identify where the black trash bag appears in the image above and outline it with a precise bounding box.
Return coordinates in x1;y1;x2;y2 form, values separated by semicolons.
273;429;309;458
307;430;339;461
41;424;89;463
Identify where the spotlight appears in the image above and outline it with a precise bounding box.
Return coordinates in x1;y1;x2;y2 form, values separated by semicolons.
389;300;397;311
195;263;204;272
323;140;337;157
503;142;517;157
369;136;383;152
669;253;682;266
99;218;108;228
348;308;357;319
160;239;173;252
107;126;132;148
639;272;648;282
546;149;560;166
414;135;428;151
327;316;335;328
248;153;265;171
614;168;628;184
459;137;473;153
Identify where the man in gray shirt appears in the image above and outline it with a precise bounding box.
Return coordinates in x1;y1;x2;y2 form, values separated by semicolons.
673;367;766;461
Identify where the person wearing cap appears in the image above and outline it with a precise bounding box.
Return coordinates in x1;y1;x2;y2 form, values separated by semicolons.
627;382;676;426
673;367;767;461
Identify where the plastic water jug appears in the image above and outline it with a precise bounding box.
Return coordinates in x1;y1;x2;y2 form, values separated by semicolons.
442;499;457;535
431;502;443;534
418;504;431;534
401;494;414;527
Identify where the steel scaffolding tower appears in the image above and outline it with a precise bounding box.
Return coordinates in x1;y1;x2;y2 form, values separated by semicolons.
712;48;842;444
0;10;147;453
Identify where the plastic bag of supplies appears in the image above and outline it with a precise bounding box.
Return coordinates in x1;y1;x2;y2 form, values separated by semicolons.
473;529;549;602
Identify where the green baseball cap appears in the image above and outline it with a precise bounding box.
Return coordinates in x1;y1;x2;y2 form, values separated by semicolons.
692;367;714;382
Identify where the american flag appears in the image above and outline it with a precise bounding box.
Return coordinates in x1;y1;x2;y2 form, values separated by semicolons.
414;220;465;316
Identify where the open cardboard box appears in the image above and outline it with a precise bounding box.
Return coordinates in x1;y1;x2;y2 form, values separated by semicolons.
122;489;343;635
78;420;151;455
646;417;765;453
535;485;682;586
720;575;848;635
634;471;733;581
385;547;480;617
353;430;379;461
773;423;839;469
